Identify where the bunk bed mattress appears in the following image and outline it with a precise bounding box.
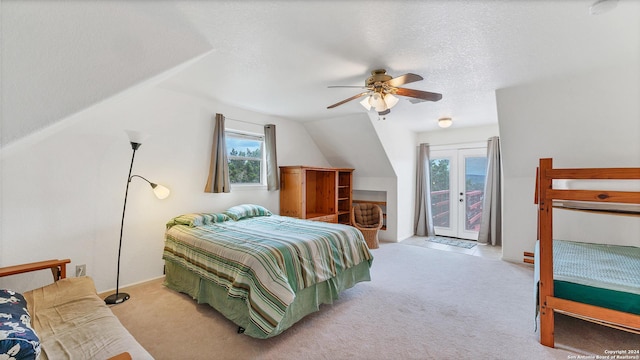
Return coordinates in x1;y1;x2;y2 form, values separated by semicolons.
162;214;373;338
535;240;640;314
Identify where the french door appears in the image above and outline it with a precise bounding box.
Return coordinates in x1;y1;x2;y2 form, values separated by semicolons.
429;148;487;240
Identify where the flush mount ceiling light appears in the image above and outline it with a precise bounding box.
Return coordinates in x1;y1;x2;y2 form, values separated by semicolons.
589;0;618;15
438;117;453;128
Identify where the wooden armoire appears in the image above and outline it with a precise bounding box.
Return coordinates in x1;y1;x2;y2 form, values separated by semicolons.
279;166;353;224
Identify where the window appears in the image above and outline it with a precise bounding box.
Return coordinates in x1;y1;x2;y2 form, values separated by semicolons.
225;130;265;186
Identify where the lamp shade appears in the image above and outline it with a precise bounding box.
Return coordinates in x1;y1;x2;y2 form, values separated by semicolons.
360;92;399;113
370;93;387;112
151;183;171;199
384;93;399;109
360;97;372;111
125;130;150;145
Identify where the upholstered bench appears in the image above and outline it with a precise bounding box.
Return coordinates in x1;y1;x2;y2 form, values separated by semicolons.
0;259;152;359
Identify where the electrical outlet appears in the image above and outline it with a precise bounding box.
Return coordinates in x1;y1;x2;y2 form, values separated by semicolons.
76;264;86;277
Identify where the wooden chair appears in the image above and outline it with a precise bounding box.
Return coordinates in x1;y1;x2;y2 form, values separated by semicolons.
351;203;383;249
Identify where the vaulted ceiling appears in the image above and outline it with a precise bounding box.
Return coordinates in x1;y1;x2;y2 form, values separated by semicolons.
2;1;639;147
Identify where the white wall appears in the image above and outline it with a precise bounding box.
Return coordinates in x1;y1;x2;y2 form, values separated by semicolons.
0;85;328;293
303;113;398;241
303;114;394;177
418;124;499;146
497;62;640;263
371;114;419;242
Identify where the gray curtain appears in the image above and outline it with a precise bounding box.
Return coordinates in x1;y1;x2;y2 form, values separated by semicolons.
478;136;502;245
264;124;279;191
204;113;230;193
414;143;435;236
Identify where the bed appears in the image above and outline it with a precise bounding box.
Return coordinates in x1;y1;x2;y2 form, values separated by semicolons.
162;204;373;339
534;158;640;348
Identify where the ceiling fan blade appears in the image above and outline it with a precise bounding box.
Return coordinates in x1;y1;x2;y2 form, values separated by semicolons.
394;87;442;102
385;73;423;87
327;92;370;109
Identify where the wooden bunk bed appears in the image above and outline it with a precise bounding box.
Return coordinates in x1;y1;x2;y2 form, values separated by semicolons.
535;157;640;348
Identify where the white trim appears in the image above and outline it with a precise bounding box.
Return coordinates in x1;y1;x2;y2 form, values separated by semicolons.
230;184;268;191
98;275;165;295
225;128;264;140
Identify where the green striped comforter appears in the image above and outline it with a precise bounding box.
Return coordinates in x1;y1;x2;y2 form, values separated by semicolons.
163;215;373;337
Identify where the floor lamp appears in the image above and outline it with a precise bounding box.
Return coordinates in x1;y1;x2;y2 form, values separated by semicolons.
104;133;170;305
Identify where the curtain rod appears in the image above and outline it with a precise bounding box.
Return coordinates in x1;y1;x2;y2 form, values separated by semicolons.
423;137;497;147
422;141;487;148
225;117;266;127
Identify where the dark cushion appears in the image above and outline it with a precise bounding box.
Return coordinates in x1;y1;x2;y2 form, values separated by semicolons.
0;289;40;360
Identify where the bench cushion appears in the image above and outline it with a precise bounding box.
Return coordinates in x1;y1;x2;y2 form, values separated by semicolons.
0;289;40;360
24;277;152;360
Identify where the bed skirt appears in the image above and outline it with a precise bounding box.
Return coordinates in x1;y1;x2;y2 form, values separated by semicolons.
163;260;371;339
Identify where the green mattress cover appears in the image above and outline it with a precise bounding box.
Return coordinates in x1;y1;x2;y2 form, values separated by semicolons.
164;259;371;338
535;240;640;315
553;239;640;296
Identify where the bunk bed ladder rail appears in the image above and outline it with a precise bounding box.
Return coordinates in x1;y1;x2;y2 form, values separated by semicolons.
537;158;555;347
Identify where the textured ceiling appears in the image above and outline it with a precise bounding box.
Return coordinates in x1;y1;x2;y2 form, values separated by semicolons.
0;1;212;147
2;1;639;147
161;0;640;132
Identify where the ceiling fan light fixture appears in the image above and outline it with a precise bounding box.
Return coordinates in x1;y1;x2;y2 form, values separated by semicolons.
327;69;442;111
438;117;453;128
384;93;399;109
370;93;387;112
360;97;372;111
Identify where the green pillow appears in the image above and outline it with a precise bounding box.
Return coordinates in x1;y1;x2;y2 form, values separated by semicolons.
202;213;232;225
166;213;231;228
223;204;272;221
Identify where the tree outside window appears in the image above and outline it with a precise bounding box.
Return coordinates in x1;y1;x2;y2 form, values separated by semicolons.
225;131;264;185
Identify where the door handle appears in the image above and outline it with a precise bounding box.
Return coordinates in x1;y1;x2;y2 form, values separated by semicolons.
459;199;464;202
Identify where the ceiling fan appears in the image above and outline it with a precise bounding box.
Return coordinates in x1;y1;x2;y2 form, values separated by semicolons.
327;69;442;116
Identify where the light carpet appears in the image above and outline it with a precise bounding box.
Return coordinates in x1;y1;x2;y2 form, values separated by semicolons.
109;243;638;360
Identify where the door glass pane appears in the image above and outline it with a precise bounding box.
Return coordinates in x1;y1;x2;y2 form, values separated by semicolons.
430;159;450;228
464;157;487;232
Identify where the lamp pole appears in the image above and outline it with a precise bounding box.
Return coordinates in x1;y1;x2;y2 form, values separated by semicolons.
105;141;140;305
